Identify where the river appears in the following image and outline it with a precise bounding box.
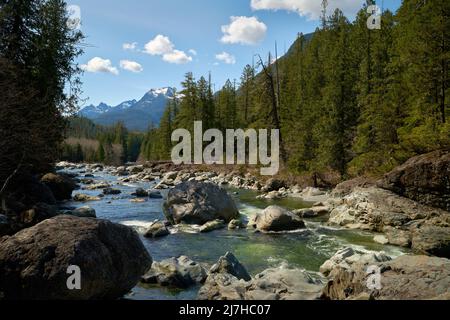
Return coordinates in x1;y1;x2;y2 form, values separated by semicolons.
62;167;406;300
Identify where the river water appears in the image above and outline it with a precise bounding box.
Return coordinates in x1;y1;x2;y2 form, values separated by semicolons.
62;168;406;300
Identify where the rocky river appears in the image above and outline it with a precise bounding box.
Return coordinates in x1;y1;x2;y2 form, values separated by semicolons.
58;162;408;300
1;150;449;300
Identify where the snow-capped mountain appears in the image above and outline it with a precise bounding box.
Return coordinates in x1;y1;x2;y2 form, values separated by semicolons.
79;87;176;131
78;102;112;119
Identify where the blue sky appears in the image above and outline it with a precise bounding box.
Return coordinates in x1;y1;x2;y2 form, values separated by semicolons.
73;0;401;107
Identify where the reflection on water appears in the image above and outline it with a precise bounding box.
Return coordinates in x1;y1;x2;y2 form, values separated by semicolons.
63;168;407;300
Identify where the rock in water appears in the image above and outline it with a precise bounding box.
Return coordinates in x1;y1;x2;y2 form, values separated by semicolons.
198;253;324;300
103;188;121;195
133;188;148;198
141;256;207;288
0;215;152;300
148;191;163;199
41;173;77;200
378;150;450;211
144;221;170;238
253;206;305;232
199;220;225;233
67;206;97;218
228;219;245;230
163;181;239;225
73;194;101;202
210;252;251;281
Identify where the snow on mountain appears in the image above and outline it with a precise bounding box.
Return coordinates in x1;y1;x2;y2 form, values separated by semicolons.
78;87;176;131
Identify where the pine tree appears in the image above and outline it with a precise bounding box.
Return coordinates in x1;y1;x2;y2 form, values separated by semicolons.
176;72;198;131
216;79;237;130
238;64;256;127
319;9;358;177
394;0;450;153
0;0;83;196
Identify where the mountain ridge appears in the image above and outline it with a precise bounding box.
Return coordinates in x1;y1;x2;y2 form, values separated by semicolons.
79;87;177;132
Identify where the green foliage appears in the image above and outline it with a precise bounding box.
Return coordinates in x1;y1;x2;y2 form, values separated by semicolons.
63;117;144;164
0;0;83;187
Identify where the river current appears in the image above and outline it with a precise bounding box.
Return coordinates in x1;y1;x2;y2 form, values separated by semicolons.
62;168;406;300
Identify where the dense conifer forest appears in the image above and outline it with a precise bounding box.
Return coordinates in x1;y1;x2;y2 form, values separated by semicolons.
50;0;450;181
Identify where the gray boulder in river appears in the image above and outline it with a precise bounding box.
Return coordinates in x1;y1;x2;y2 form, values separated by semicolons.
249;206;305;232
163;181;239;225
141;256;207;288
209;252;251;281
0;215;152;300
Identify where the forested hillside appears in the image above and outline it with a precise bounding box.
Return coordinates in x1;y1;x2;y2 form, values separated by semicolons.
141;0;449;179
61;117;144;165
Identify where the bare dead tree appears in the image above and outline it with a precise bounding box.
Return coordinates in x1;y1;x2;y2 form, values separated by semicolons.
256;53;287;163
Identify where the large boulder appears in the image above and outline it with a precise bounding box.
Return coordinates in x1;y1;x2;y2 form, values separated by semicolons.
163;181;239;225
250;206;305;232
322;253;450;300
328;187;450;258
41;173;77;201
141;256;207;288
0;215;152;300
378;151;450;211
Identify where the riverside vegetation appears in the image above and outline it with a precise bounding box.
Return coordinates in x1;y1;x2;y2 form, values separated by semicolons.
0;0;449;300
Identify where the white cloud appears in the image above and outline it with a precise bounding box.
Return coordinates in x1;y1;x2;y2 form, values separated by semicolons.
162;50;193;64
221;16;267;45
120;60;143;73
81;57;119;75
123;42;138;51
215;52;236;64
189;49;198;56
250;0;362;20
144;35;174;55
144;34;193;64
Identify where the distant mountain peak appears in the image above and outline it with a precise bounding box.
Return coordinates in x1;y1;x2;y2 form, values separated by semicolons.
78;86;175;131
147;87;174;97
